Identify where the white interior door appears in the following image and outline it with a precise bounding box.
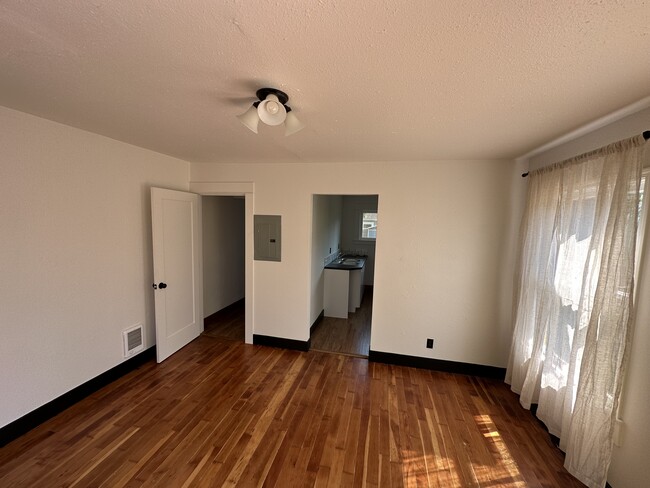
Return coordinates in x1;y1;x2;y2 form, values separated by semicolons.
151;187;203;363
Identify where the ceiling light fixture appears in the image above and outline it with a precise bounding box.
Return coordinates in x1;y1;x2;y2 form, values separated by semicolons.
237;88;305;136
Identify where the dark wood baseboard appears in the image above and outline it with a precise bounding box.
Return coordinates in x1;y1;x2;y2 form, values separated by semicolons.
368;350;506;379
309;310;324;334
253;334;311;352
0;346;156;447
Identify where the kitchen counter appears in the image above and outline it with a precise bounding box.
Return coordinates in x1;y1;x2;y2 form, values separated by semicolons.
324;255;366;270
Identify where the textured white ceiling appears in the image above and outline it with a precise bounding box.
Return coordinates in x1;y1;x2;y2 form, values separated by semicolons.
1;1;649;163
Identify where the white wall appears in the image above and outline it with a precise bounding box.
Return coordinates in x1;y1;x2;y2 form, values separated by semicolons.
341;195;378;285
0;107;189;428
527;108;650;488
310;195;342;324
191;159;519;367
202;196;245;317
529;107;650;171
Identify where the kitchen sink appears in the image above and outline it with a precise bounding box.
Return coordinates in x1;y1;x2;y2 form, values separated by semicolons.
329;255;365;267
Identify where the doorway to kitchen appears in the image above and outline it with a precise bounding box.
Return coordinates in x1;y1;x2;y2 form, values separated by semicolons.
201;196;246;342
310;194;378;357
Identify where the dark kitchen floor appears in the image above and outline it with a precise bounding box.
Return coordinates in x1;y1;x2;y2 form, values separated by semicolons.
310;286;372;357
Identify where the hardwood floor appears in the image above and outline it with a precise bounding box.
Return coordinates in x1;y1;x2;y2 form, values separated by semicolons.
203;299;245;341
0;336;584;487
311;287;372;357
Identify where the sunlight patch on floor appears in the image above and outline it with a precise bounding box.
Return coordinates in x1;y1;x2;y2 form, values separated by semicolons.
395;412;528;487
473;414;527;487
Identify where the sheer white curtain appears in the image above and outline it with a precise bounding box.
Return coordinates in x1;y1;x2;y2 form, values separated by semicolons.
506;135;647;488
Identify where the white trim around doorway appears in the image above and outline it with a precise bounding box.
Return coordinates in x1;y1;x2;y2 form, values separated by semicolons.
190;181;254;344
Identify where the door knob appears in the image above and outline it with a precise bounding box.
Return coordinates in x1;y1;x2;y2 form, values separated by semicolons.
158;282;168;289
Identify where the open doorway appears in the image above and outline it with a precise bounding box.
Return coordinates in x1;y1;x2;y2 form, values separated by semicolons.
310;195;378;357
201;196;246;341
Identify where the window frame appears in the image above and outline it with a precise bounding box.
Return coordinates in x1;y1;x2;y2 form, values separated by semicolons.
358;210;377;241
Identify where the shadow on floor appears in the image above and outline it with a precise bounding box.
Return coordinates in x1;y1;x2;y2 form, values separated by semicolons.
203;298;245;341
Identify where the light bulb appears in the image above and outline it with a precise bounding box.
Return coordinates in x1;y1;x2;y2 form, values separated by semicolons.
266;101;279;115
257;94;286;126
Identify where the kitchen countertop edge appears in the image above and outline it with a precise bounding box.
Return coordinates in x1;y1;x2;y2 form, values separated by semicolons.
324;256;367;271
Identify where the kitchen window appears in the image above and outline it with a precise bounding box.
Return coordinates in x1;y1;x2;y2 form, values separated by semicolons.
360;211;377;240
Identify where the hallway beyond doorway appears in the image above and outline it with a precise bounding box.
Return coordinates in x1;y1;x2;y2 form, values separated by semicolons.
310;287;372;357
203;298;245;341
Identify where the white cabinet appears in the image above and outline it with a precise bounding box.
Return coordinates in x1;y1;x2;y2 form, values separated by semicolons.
324;269;350;318
324;261;365;318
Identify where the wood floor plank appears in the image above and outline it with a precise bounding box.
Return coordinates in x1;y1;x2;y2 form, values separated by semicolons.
0;337;587;487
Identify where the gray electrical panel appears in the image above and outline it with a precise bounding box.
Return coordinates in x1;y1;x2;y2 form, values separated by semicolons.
254;215;281;261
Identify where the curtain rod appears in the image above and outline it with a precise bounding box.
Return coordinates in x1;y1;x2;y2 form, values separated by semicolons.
521;130;650;178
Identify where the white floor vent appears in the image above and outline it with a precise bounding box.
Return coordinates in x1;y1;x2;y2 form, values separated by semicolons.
123;324;144;357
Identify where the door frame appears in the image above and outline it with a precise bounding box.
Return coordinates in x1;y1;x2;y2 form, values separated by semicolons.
308;193;380;353
190;182;254;344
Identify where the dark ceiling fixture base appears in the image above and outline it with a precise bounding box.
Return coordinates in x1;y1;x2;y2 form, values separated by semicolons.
256;88;288;106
